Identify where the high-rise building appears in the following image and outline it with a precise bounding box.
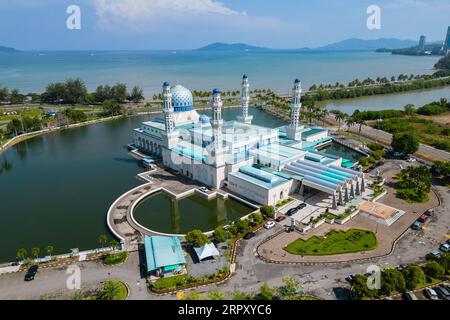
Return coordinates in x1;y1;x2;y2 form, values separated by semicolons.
445;26;450;49
418;35;426;51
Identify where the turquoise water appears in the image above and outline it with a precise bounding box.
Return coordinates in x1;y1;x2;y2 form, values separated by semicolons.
133;192;253;235
0;50;441;97
0;108;280;263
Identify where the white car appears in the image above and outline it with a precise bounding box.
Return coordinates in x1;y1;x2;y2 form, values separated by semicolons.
407;156;416;162
440;243;450;253
424;288;439;300
264;221;276;229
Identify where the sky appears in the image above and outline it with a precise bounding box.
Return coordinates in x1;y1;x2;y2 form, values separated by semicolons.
0;0;449;50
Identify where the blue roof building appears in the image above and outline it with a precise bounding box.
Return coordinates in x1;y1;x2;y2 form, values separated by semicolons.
144;236;186;274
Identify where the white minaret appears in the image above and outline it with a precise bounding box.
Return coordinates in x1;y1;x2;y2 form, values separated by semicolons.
162;81;175;133
161;81;178;148
211;88;223;148
237;74;253;124
285;79;304;141
209;88;226;167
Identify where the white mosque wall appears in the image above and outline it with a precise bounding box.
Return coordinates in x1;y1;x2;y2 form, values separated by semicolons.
227;174;293;206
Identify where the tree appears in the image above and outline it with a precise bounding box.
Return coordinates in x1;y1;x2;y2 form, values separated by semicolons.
232;290;253;300
16;248;27;261
128;86;145;103
0;86;9;102
102;100;124;116
279;277;302;298
233;219;250;234
334;111;346;131
260;205;274;218
402;265;426;290
403;104;416;116
111;83;128;103
63;108;87;123
99;281;120;300
380;268;406;296
391;132;419;156
45;245;54;257
64;78;87;104
213;226;228;243
395;165;431;202
98;234;108;248
9;89;26;104
31;247;40;259
258;283;274;300
351;274;376;300
110;240;120;251
185;230;210;247
424;260;445;279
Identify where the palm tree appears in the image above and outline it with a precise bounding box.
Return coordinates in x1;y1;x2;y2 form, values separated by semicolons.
320;108;329;126
110;240;119;251
31;247;40;259
99;281;120;300
45;245;54;258
345;117;354;132
334;111;346;131
355;117;366;135
16;248;27;261
98;234;108;248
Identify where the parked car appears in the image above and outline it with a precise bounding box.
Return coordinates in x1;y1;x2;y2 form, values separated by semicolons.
424;209;434;217
264;221;276;229
275;216;286;222
345;274;356;283
430;250;442;258
286;226;295;233
407;156;416;162
296;203;307;210
396;263;409;271
24;265;39;281
286;208;298;216
411;220;423;230
439;243;450;253
392;151;403;158
243;232;256;240
404;291;418;300
418;214;429;223
423;288;439;300
434;286;450;300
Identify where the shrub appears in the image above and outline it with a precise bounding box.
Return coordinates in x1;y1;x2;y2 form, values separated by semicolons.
213;227;228;243
260;205;275;218
402;265;426;290
367;142;384;151
185;230;210;247
103;251;128;266
424;260;445;279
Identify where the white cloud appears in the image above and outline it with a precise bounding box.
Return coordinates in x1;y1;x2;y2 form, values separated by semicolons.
93;0;245;28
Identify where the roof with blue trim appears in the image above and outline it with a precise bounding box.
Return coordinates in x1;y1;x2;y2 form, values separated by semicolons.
144;236;186;273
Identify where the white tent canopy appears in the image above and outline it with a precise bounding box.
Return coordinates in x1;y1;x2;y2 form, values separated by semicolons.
194;242;220;261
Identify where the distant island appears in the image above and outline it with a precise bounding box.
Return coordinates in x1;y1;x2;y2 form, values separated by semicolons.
0;45;18;53
196;42;269;52
196;38;418;52
376;43;444;56
315;38;417;51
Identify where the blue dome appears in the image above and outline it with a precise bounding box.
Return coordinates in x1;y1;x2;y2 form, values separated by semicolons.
213;88;221;94
294;79;301;84
199;114;210;124
171;85;194;111
243;74;248;79
163;81;170;87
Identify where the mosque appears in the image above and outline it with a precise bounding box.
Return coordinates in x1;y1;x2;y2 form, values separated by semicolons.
132;76;365;208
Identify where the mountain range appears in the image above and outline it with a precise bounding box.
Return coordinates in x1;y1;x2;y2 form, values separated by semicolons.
196;38;420;52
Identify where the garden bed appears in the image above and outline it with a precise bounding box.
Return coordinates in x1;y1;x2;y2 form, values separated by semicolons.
284;229;377;256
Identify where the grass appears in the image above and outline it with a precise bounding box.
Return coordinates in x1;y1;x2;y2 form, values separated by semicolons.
284;229;377;256
103;251;128;266
152;275;189;291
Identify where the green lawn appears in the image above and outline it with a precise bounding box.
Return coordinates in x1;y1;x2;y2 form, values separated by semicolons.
103;251;128;266
284;229;377;256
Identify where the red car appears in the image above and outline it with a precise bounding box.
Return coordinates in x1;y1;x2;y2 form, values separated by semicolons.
418;214;429;223
275;216;286;222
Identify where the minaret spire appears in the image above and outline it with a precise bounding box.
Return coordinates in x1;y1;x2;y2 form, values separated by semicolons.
237;74;253;124
211;88;223;149
162;81;174;133
286;79;304;141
